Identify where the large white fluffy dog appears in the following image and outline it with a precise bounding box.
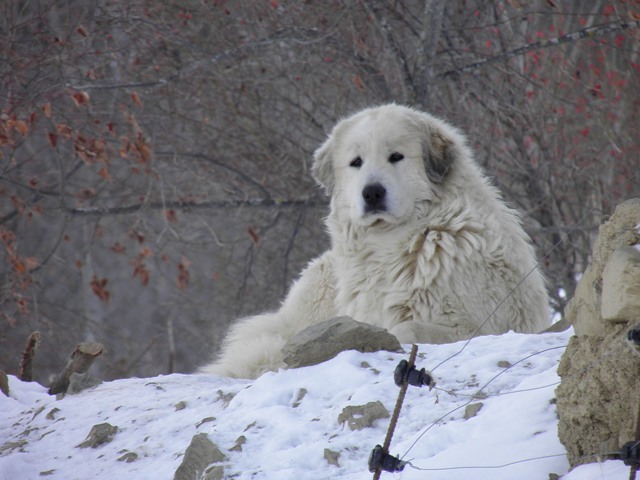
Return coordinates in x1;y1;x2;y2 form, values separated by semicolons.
201;104;549;378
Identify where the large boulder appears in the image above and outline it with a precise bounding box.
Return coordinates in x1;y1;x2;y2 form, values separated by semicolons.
564;198;640;336
601;246;640;322
556;198;640;468
282;316;402;369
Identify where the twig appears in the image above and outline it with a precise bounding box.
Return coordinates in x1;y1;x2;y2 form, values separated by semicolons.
18;331;41;382
439;20;640;80
167;317;175;374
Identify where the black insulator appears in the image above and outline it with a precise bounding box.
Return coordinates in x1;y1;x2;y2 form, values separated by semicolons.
394;360;434;388
621;441;640;467
628;328;640;345
368;445;406;473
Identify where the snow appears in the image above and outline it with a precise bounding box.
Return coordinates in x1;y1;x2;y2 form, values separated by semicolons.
0;329;631;480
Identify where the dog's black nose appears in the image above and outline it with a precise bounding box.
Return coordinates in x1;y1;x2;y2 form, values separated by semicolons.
362;183;386;212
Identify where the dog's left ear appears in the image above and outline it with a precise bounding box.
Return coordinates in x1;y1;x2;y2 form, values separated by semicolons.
312;136;335;195
422;125;457;184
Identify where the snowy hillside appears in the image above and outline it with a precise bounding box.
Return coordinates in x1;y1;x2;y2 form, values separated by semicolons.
0;329;629;480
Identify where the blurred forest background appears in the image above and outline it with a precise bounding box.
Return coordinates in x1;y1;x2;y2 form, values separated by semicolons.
1;0;639;383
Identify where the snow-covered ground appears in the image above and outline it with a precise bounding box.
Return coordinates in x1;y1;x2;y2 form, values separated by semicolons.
0;329;629;480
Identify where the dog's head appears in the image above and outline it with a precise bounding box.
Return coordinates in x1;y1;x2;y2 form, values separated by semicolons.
312;104;464;226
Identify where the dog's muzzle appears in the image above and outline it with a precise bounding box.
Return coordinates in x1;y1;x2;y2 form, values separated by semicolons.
362;183;387;213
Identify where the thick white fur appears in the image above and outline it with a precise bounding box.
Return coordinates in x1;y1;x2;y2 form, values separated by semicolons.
200;105;549;378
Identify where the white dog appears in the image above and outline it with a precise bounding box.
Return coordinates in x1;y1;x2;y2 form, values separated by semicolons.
201;104;549;378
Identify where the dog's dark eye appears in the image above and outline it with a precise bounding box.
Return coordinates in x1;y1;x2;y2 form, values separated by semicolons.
388;152;404;164
350;156;363;168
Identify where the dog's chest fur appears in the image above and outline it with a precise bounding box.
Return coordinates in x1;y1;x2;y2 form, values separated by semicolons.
331;224;479;330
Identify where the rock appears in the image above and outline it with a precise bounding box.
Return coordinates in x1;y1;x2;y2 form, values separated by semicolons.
0;439;27;455
338;401;390;431
229;435;246;452
202;465;224;480
555;198;640;469
196;417;216;429
76;423;118;448
282;316;402;369
556;328;640;467
174;433;227;480
565;199;640;336
67;373;102;395
464;402;483;420
564;266;602;337
215;389;236;407
541;318;571;333
46;408;61;420
601;246;640;322
292;388;307;408
324;448;341;467
117;451;138;463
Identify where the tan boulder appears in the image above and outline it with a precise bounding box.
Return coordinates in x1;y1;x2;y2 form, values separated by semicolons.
557;198;640;469
601;246;640;322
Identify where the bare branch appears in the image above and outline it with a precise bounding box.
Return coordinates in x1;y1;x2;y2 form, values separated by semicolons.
414;1;446;105
362;1;414;103
439;20;640;80
18;331;41;382
65;197;327;218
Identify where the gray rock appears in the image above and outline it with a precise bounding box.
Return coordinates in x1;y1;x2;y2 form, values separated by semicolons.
117;451;138;463
464;402;483;420
324;448;340;467
76;423;118;448
282;316;402;369
541;318;571;333
67;373;102;395
338;401;390;431
0;439;27;455
46;407;60;420
229;435;246;452
174;433;227;480
292;388;307;408
202;465;224;480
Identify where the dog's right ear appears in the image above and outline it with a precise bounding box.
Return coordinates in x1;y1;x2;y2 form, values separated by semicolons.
312;137;334;195
423;128;455;184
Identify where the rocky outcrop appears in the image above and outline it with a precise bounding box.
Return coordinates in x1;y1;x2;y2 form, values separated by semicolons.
556;198;640;468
